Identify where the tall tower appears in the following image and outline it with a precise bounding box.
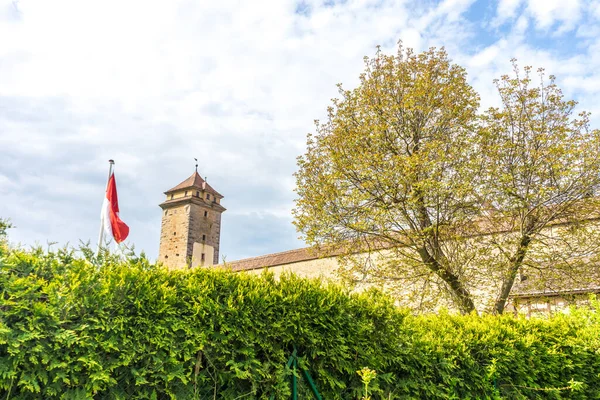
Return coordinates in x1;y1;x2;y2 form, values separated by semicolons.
158;171;225;269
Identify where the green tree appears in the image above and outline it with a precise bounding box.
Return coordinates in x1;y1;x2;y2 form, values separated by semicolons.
0;218;12;258
0;218;11;236
293;44;481;314
478;61;600;314
294;45;600;314
0;218;12;244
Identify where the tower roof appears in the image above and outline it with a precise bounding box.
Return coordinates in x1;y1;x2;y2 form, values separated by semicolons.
165;171;223;198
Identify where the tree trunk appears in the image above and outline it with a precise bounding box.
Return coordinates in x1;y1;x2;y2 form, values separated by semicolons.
416;246;477;314
412;190;476;314
493;233;532;314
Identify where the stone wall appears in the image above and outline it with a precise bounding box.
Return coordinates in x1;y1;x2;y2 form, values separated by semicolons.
159;193;224;269
224;218;600;313
187;202;221;265
192;242;215;267
244;256;338;280
158;204;190;269
508;291;600;317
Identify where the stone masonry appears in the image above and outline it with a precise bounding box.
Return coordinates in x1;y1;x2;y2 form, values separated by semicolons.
158;171;225;269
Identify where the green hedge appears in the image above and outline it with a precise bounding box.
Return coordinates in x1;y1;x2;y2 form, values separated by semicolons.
1;246;599;399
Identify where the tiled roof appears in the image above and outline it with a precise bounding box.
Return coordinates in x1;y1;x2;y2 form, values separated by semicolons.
511;266;600;297
510;286;600;298
224;246;340;272
225;244;600;299
165;171;223;198
222;198;600;297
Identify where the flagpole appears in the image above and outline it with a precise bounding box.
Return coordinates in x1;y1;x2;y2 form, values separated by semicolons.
96;159;115;256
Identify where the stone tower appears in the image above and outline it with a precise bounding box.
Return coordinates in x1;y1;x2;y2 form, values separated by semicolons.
158;171;225;269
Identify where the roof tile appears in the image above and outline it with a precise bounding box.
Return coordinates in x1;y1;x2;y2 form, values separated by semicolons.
165;172;223;198
223;246;338;271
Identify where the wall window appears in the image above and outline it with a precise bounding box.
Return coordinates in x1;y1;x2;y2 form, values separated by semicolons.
173;232;176;235
202;234;206;241
185;191;188;196
206;194;210;200
196;191;200;197
204;211;208;217
201;253;205;262
170;194;174;200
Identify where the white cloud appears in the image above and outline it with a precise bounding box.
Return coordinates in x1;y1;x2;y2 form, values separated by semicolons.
494;0;589;34
594;0;600;19
436;0;478;22
526;0;581;32
1;0;600;261
496;0;523;22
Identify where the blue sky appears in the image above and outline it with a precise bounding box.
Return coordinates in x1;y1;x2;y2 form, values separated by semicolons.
1;0;599;262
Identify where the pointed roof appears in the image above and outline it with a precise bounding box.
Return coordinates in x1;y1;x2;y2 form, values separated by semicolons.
165;171;223;198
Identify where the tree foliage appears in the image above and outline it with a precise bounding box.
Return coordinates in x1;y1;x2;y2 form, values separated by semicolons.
293;45;600;314
294;45;481;314
0;218;12;257
478;61;600;313
1;246;599;398
0;218;11;239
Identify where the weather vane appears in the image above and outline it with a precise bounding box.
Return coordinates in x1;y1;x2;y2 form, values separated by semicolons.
194;158;198;172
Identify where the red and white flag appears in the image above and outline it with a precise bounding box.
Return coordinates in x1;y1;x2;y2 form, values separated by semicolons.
100;172;129;244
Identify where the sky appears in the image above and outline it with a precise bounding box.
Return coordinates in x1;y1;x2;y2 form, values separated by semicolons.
1;0;600;262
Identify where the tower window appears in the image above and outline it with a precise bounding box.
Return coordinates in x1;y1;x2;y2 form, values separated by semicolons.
206;194;210;200
175;253;179;257
196;191;200;197
170;194;174;200
201;253;205;262
202;234;206;241
204;211;208;217
185;191;188;196
173;232;176;235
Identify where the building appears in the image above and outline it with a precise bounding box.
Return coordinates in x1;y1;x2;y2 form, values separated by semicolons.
158;170;225;269
223;245;600;315
509;275;600;317
158;172;599;314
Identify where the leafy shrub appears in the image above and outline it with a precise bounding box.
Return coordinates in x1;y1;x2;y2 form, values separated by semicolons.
1;246;599;399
